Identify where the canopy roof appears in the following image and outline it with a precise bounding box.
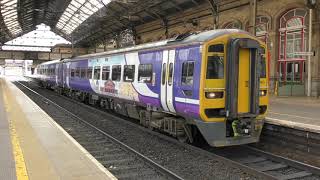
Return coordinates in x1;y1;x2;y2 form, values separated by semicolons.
0;0;207;47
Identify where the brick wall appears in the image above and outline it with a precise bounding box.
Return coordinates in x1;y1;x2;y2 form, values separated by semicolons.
134;0;320;96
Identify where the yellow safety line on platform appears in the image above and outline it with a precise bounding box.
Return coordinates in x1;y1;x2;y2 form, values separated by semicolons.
3;92;29;180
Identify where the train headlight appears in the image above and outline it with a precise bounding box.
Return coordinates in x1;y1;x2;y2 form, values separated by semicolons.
259;90;267;96
205;92;223;99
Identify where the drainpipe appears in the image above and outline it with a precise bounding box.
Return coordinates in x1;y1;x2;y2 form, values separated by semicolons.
307;8;312;97
306;0;316;96
207;0;219;29
249;0;257;36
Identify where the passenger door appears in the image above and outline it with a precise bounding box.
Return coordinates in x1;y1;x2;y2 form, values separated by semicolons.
57;63;63;87
238;48;250;113
161;50;176;113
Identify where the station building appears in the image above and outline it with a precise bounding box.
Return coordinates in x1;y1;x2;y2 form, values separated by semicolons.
134;0;320;96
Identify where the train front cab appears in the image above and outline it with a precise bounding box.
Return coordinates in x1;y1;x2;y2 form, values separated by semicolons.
197;33;268;147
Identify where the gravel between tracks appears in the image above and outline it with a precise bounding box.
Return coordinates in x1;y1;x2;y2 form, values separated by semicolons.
16;80;257;180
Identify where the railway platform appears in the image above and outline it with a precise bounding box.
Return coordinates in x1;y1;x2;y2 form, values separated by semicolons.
0;77;116;180
266;95;320;133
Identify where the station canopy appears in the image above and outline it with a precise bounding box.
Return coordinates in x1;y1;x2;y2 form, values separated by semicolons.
0;0;207;49
2;24;70;52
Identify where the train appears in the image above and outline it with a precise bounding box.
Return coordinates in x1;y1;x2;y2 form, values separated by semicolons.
34;29;269;147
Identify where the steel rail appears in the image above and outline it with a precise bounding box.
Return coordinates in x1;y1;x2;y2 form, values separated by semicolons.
246;146;320;177
20;79;320;179
19;79;279;179
16;81;184;180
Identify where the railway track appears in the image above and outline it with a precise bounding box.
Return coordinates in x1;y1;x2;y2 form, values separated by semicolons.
210;145;320;180
17;79;320;180
16;81;183;180
257;122;320;167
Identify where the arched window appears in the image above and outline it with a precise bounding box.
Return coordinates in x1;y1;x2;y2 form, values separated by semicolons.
278;8;308;83
223;21;242;29
256;16;270;42
245;16;270;43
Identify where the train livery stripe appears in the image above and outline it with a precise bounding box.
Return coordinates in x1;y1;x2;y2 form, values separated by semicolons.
175;97;199;105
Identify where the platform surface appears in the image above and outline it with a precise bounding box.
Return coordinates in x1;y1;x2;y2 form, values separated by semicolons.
0;80;16;180
267;96;320;133
0;76;117;180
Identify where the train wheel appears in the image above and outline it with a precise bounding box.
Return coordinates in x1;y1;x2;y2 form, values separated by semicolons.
177;133;189;143
177;124;193;144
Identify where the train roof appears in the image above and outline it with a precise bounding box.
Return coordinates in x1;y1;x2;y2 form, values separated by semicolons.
69;29;249;61
37;59;62;66
37;29;251;67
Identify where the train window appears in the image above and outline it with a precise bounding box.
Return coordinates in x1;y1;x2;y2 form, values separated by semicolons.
75;68;80;77
87;67;93;79
102;66;110;80
161;63;166;85
70;68;75;77
208;44;224;53
123;65;135;82
139;64;153;83
168;63;174;86
80;68;86;78
206;56;224;79
181;61;194;86
112;65;121;81
94;66;101;80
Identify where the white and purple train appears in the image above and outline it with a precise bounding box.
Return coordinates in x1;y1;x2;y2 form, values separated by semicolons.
34;29;269;147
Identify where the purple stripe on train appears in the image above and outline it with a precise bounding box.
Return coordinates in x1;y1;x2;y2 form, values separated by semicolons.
175;102;199;118
138;95;161;108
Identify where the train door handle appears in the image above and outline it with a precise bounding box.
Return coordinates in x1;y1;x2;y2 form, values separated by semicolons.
245;81;249;87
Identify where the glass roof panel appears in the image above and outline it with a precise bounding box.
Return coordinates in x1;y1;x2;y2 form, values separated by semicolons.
0;0;22;36
2;24;70;52
69;5;78;12
1;10;14;18
56;0;111;35
71;1;82;8
5;0;16;6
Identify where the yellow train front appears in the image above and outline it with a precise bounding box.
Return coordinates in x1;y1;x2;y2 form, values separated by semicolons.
196;31;268;147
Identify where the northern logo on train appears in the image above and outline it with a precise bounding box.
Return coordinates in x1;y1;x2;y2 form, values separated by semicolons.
101;80;117;94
